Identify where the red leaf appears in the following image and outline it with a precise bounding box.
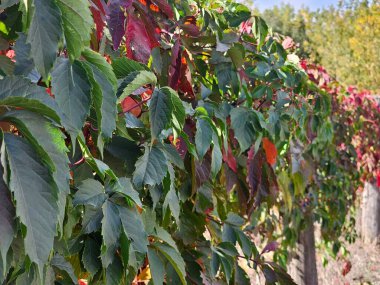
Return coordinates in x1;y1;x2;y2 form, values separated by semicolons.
175;137;187;159
246;147;265;201
223;144;237;173
45;87;54;98
195;156;211;188
168;39;182;90
126;12;159;63
152;0;174;18
90;0;107;41
224;164;238;193
282;36;295;50
178;51;195;99
78;280;88;285
181;16;200;36
121;97;142;116
107;0;132;50
261;241;278;255
181;24;200;37
341;261;352;276
262;137;277;166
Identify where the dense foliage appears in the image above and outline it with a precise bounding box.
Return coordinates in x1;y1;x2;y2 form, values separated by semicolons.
0;0;341;284
258;0;380;92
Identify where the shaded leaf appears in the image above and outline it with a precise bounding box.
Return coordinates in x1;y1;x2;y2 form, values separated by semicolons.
0;167;15;272
0;76;60;122
14;33;34;76
147;247;165;285
154;243;186;285
106;255;123;285
51;254;77;283
27;0;62;77
73;179;106;207
82;237;101;276
118;205;148;254
101;200;121;267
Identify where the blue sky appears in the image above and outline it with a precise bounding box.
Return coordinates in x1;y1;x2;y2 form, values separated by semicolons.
253;0;338;11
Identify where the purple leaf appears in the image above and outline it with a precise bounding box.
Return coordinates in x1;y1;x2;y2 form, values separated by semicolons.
261;241;278;255
107;0;132;50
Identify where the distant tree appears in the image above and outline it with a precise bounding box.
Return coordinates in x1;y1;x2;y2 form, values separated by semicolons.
258;4;311;58
256;0;380;92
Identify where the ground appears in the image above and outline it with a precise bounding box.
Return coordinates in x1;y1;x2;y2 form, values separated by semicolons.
317;241;380;285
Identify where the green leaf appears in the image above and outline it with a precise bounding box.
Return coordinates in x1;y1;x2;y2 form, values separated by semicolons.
0;55;14;75
147;247;165;285
154;243;186;285
51;254;77;284
195;118;212;159
83;62;117;143
163;187;180;225
149;87;174;139
153;227;179;251
106;256;123;285
0;0;19;9
211;133;222;178
111;57;149;79
111;177;142;207
133;145;168;188
82;48;118;90
228;43;245;69
0;168;15;273
118;205;148;254
0;110;70;231
1;133;58;274
116;70;157;103
82;206;103;234
56;0;93;61
215;62;239;95
224;3;251;27
73;179;106;207
125;112;144;129
14;33;34;76
252;16;268;50
160;143;184;169
51;58;91;138
0;76;61;122
82;237;101;276
27;0;62;78
230;107;260;152
101;200;121;267
166;87;185;131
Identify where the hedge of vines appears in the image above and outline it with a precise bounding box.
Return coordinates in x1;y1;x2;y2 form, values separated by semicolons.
0;0;335;284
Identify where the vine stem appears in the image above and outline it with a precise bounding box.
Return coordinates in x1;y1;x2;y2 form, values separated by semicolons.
118;96;152;115
69;156;86;168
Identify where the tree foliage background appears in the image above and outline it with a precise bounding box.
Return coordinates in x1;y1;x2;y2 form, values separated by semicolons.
258;0;380;92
